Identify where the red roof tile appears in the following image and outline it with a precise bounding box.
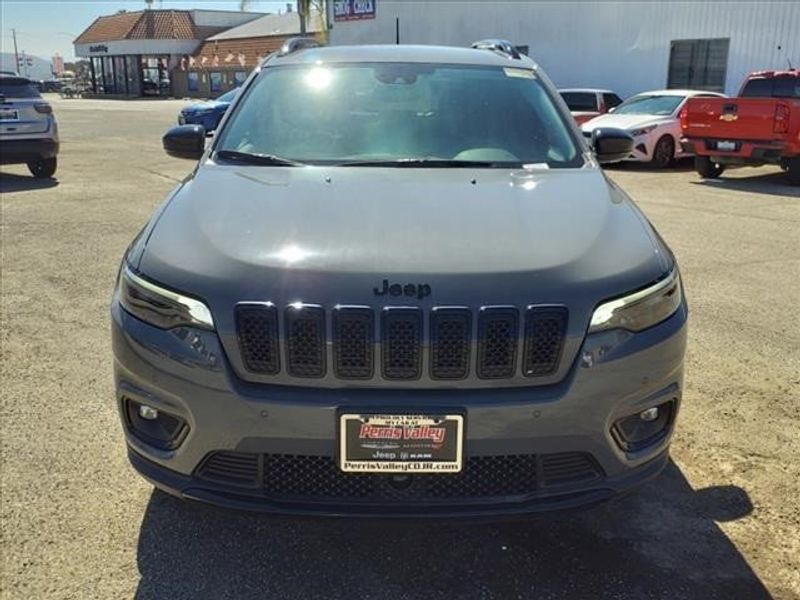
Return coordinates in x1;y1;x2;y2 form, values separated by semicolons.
74;12;142;44
74;10;213;44
127;11;197;40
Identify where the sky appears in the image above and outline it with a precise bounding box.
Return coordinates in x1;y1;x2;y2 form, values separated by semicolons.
0;0;293;62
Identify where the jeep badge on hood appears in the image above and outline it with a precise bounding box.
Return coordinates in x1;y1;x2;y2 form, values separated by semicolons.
373;279;432;300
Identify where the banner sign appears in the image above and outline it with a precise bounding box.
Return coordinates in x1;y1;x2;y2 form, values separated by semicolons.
334;0;376;21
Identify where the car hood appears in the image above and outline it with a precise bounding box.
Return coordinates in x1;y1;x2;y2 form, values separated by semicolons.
137;163;671;325
582;113;671;132
182;101;227;114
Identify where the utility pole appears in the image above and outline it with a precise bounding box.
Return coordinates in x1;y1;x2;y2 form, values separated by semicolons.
12;28;20;75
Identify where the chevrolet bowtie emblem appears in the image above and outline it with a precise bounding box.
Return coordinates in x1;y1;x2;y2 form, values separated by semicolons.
719;113;738;122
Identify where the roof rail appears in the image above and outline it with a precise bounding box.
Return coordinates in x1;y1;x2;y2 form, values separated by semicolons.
279;37;322;57
471;39;521;60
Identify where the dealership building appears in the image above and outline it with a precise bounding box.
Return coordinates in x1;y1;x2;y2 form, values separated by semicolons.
328;1;800;98
73;9;266;97
73;6;325;98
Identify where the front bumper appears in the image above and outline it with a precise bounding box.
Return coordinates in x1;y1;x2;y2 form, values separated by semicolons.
0;138;59;164
681;137;792;165
112;300;687;516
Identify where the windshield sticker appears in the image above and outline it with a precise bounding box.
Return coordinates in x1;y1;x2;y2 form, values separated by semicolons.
503;68;535;79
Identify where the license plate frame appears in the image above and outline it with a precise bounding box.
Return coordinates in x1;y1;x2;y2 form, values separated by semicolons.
716;140;737;151
0;109;19;121
339;413;464;473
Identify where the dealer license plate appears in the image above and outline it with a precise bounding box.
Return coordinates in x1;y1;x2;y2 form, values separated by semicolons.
0;109;19;121
716;140;737;151
339;413;464;473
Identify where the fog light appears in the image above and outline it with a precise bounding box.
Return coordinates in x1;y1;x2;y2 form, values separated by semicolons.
138;405;159;420
639;407;659;422
612;401;675;452
124;398;188;450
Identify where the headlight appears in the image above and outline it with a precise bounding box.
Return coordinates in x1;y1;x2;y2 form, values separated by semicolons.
629;124;657;137
118;264;214;330
589;268;682;333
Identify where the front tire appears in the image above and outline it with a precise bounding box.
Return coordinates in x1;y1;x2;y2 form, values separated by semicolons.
27;157;57;179
650;136;675;169
695;156;725;179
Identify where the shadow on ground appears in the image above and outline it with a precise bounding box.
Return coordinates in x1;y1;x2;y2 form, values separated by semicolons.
134;461;770;600
690;169;800;198
0;172;59;193
604;157;695;173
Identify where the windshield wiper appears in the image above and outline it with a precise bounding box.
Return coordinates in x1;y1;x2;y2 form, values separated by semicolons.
215;149;304;166
336;158;515;168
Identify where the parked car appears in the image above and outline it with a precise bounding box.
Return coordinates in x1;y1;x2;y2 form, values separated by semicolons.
142;78;170;96
112;39;687;517
0;74;59;178
177;88;238;133
559;88;623;124
681;70;800;184
582;89;725;168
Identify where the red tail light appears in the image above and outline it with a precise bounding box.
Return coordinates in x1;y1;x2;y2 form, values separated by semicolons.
774;104;790;134
33;103;52;114
679;105;688;130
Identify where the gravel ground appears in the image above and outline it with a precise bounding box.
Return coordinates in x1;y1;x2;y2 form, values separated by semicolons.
1;96;799;600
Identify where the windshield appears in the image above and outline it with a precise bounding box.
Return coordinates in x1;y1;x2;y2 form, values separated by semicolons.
613;94;684;116
216;63;582;167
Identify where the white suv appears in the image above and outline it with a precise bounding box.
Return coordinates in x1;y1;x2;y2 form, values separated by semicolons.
0;75;59;178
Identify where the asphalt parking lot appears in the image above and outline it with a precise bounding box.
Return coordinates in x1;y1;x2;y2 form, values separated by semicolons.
1;95;799;600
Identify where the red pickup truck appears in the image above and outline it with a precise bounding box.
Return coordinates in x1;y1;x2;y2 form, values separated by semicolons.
680;70;800;185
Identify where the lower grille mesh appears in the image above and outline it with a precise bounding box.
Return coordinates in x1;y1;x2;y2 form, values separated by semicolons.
196;451;603;503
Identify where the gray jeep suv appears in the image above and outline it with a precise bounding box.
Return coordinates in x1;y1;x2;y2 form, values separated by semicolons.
112;41;687;516
0;74;59;178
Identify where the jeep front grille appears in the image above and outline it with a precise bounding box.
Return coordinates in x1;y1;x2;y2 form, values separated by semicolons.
235;303;280;375
381;307;423;380
235;304;568;383
332;306;374;379
285;304;325;377
523;306;568;377
476;307;519;379
430;307;471;379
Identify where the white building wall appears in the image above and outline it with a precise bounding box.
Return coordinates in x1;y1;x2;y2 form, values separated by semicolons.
75;39;200;59
328;1;800;97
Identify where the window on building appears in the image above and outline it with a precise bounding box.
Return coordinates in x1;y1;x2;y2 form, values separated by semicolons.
234;71;247;87
667;38;729;93
210;71;222;92
188;71;199;92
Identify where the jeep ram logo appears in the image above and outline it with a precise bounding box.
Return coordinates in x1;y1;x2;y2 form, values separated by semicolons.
373;279;431;300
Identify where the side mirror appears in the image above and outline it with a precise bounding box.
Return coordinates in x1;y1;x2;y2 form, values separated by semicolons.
592;127;633;164
163;124;206;159
607;106;616;113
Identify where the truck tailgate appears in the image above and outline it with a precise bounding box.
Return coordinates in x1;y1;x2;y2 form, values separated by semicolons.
682;97;798;142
